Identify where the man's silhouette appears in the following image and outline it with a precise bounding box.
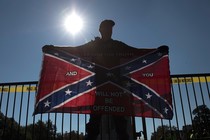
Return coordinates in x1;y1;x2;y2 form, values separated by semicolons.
85;20;132;140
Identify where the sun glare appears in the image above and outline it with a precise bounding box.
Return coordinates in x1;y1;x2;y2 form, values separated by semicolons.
64;12;83;35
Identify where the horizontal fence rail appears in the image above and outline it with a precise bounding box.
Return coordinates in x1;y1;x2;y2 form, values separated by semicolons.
0;73;210;140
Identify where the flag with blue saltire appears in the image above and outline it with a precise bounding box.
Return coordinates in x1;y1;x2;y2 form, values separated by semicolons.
34;43;173;119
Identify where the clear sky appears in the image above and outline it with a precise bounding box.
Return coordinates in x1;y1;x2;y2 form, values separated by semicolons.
0;0;210;83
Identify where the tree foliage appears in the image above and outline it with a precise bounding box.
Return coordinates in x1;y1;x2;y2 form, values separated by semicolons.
0;112;85;140
151;125;178;140
191;104;210;138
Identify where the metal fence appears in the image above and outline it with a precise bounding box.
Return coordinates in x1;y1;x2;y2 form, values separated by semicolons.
0;73;210;140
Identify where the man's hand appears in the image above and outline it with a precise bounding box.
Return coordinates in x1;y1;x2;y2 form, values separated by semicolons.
42;45;54;52
158;45;169;53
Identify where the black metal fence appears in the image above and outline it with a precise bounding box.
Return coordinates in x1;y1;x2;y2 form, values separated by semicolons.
0;73;210;140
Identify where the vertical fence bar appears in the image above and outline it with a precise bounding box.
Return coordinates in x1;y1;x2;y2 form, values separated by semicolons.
2;85;10;139
171;78;181;139
198;77;206;105
205;76;210;102
77;113;79;140
53;113;57;140
191;76;199;112
55;114;58;139
11;85;17;140
32;111;35;140
132;116;136;139
160;119;164;139
17;85;24;140
69;113;72;140
184;78;193;124
47;113;50;140
152;118;156;140
61;113;64;140
168;119;172;139
39;112;43;140
24;84;31;140
0;86;3;139
0;86;3;110
142;117;147;140
177;80;187;127
204;76;210;102
85;114;87;139
32;83;37;140
190;76;200;135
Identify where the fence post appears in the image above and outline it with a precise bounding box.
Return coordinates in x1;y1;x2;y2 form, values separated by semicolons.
142;117;147;140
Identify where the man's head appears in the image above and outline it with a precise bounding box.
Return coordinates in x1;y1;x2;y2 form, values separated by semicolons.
99;20;115;41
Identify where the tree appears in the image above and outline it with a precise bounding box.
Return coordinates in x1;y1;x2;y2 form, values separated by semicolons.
151;125;178;140
62;130;85;140
25;120;56;140
26;120;85;140
0;112;26;140
192;105;210;138
0;112;85;140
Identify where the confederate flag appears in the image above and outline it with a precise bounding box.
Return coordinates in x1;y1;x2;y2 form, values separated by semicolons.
34;43;173;120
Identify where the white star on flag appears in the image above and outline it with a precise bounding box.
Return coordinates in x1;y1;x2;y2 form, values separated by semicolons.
86;80;93;86
65;89;72;95
44;100;51;107
54;53;59;56
71;58;76;62
87;65;94;69
146;92;152;99
164;107;168;114
125;66;131;70
142;59;147;63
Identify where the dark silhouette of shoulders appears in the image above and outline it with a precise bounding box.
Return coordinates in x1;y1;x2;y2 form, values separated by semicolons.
77;37;138;52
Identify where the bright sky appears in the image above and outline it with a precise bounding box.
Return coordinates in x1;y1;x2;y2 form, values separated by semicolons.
0;0;210;83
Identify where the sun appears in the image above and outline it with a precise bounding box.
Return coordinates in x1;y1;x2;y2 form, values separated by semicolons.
64;12;84;35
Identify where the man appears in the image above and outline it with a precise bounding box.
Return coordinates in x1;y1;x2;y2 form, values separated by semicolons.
85;20;134;140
